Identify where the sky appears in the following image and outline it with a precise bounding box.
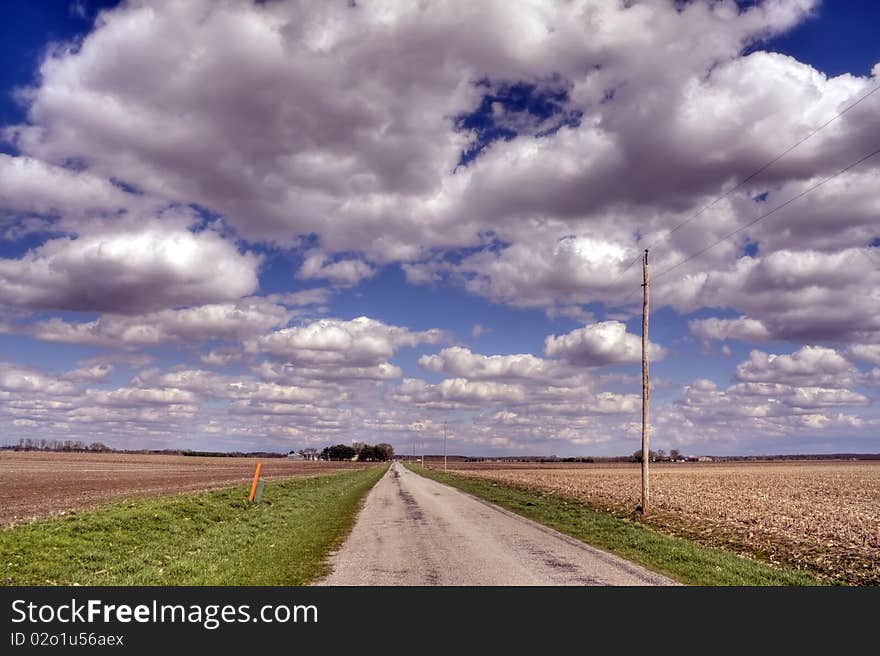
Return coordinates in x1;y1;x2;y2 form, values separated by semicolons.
0;0;878;457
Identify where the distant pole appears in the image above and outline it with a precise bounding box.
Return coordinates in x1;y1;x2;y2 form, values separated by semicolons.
443;421;448;472
641;249;650;515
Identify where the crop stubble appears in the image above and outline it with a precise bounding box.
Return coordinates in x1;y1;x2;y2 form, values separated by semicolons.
448;461;880;585
0;451;367;527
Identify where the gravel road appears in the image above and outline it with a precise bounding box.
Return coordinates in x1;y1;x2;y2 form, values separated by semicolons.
320;461;676;586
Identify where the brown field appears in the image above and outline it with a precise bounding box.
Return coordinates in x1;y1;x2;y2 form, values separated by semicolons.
446;460;880;585
0;451;368;527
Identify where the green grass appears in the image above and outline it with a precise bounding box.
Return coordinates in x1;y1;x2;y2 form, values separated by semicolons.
407;465;822;586
0;466;386;585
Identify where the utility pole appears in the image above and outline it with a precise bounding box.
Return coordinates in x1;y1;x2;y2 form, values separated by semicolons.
443;421;448;472
641;249;650;515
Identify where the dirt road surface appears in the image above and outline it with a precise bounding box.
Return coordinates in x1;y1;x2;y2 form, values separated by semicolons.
320;462;675;586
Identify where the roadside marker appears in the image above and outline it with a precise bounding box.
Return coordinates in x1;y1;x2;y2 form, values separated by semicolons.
253;479;265;505
248;462;262;503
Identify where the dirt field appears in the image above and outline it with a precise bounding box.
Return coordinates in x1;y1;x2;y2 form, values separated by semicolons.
444;461;880;585
0;451;368;527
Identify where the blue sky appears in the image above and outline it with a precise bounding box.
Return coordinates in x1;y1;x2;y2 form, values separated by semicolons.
0;1;878;456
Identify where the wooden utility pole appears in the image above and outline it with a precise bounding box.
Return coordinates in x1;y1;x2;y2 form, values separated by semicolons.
641;249;650;515
443;421;448;472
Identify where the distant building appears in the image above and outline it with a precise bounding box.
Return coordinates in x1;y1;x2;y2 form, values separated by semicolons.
289;448;320;460
697;456;713;462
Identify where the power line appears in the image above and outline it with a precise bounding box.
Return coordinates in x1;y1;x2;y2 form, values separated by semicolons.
653;145;880;281
615;80;880;279
618;143;880;305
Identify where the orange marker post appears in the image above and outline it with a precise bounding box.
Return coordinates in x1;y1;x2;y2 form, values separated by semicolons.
248;462;262;503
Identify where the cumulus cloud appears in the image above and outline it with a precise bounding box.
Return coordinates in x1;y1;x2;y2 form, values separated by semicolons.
62;363;114;382
673;377;871;441
544;321;667;365
0;154;159;225
418;346;578;383
4;0;878;328
734;345;857;388
84;386;197;407
2;0;878;453
20;297;291;347
298;250;375;285
437;236;633;312
661;248;880;344
690;316;772;343
5;0;852;258
392;377;526;408
0;224;260;313
252;359;403;384
0;362;76;396
247;316;445;367
668;344;874;443
849;344;880;367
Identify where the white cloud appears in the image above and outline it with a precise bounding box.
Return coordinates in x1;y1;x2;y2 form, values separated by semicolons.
63;363;114;382
419;346;578;383
667;345;874;443
22;297;290;347
298;250;375;285
392;377;526;408
690;316;772;343
0;223;260;313
4;0;841;263
85;387;197;407
0;154;159;224
2;0;878;454
246;316;444;367
734;345;857;388
544;320;667;365
850;344;880;366
0;362;75;396
199;350;242;367
662;248;880;344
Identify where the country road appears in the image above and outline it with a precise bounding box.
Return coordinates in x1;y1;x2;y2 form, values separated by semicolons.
320;462;676;586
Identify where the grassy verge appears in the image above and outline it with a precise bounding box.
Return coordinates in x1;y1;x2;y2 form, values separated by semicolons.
1;466;386;585
407;464;822;586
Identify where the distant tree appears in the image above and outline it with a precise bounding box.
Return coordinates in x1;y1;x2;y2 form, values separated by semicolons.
375;443;394;461
633;449;668;462
670;449;681;461
322;444;357;461
358;445;378;461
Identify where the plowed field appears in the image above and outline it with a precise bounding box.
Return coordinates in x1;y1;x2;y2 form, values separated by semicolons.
0;451;366;526
446;461;880;585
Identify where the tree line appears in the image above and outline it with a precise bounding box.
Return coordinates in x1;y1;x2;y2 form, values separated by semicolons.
631;449;685;462
321;442;394;461
12;438;111;452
